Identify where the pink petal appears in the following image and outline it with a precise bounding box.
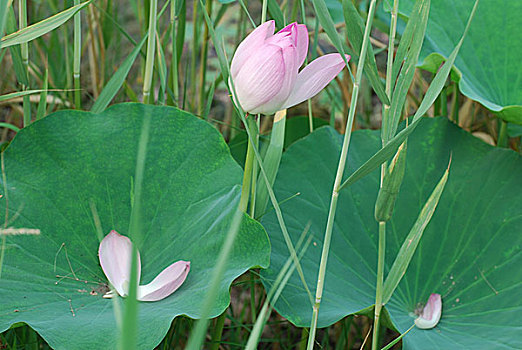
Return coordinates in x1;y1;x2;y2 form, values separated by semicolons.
278;23;308;67
137;261;190;302
231;44;285;113
230;21;275;78
278;53;350;108
415;293;442;329
249;44;298;115
282;53;349;110
98;230;141;297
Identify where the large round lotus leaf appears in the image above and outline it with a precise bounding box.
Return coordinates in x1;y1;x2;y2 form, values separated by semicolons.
0;103;270;350
396;0;522;124
260;117;522;349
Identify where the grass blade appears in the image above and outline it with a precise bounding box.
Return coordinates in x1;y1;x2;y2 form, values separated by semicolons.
384;0;430;143
267;0;284;27
342;0;389;105
91;35;147;113
380;324;415;350
36;68;48;120
339;0;478;191
382;161;450;304
311;0;350;67
0;0;9;39
0;1;90;49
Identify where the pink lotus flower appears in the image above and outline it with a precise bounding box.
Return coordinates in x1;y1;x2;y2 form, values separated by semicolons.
98;230;190;302
415;293;442;329
230;20;350;115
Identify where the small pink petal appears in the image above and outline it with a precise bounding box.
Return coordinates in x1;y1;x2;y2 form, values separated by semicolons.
232;44;285;113
282;53;349;110
99;230;141;297
415;293;442;329
278;23;308;67
230;21;275;78
137;261;190;302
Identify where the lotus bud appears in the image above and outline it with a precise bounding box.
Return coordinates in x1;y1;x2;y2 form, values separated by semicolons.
229;20;350;115
374;141;407;222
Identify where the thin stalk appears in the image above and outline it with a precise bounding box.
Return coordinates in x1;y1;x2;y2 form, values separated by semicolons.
209;312;226;350
249;116;260;216
239;118;255;213
19;0;30;126
189;0;199;109
372;1;398;348
261;0;268;24
498;119;508;148
371;221;386;350
306;0;378;347
73;0;81;108
142;0;158;103
169;0;179;106
382;0;398;143
197;0;211;114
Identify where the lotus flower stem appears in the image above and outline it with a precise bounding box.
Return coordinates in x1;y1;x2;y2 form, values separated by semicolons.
73;0;81;109
142;0;158;103
306;0;378;347
18;0;30;126
373;1;398;348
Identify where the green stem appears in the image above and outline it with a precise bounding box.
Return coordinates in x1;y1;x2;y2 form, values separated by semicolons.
142;0;158;103
190;0;199;109
372;221;386;350
498;119;508;148
249;116;259;216
19;0;30;126
197;0;211;114
73;0;81;109
209;311;226;350
261;0;268;24
382;0;398;144
307;1;378;348
239;117;256;212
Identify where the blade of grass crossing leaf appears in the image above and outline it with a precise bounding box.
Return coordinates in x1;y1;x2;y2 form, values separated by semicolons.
385;0;430;143
120;114;151;350
380;325;415;350
0;1;90;48
185;208;244;350
36;68;48;120
91;35;147;113
382;162;450;304
246;232;313;350
339;0;478;191
342;0;389;105
254;109;286;219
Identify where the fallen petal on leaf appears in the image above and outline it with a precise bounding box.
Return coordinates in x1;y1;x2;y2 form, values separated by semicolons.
415;293;442;329
137;261;191;302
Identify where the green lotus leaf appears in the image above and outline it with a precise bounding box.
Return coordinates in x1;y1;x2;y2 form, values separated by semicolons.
398;0;522;124
0;103;270;350
260;117;522;349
